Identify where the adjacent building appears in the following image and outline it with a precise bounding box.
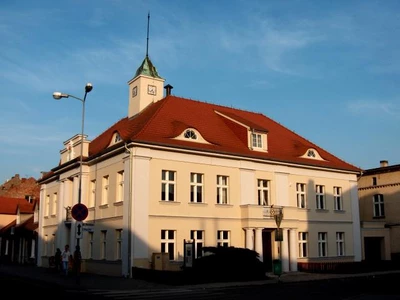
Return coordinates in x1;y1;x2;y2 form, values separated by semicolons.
0;196;38;265
37;52;363;276
358;160;400;261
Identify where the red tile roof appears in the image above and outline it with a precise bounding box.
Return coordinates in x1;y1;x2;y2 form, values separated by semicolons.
86;95;360;172
0;196;35;214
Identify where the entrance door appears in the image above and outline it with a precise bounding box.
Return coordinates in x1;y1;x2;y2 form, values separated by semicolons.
262;230;273;271
364;237;383;261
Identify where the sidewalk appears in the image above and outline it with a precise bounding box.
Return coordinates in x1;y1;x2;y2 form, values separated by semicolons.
1;264;400;291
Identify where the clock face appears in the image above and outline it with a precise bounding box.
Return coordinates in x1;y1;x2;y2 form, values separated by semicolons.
132;86;137;98
147;85;156;95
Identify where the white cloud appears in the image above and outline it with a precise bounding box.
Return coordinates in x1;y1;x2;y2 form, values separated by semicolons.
347;100;400;117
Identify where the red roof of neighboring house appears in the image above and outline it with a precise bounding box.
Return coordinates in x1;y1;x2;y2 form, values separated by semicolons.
0;196;35;214
0;219;16;233
86;96;360;172
17;216;37;231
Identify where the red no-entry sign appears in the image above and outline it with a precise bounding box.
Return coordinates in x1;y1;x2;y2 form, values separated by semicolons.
71;203;88;221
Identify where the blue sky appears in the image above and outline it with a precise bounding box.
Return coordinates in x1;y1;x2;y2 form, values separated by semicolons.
1;0;400;183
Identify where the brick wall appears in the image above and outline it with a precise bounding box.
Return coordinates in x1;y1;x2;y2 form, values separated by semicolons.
0;174;40;200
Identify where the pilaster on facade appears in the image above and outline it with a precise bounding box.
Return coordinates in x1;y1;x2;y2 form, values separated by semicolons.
289;228;298;271
255;228;263;262
245;228;254;250
281;228;290;272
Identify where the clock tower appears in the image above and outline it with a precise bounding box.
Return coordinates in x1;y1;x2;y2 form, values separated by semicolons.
128;13;165;118
127;55;165;118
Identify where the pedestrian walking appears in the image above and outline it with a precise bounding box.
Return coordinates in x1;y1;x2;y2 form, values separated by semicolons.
61;244;71;276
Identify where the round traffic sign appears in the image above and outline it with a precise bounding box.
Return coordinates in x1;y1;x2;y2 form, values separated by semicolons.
71;203;88;221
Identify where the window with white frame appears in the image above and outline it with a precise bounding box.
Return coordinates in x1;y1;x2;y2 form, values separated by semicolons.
217;230;230;247
336;232;345;256
190;173;203;203
334;186;343;211
116;171;124;202
45;195;50;216
102;175;109;205
251;133;263;149
190;230;204;258
298;232;308;258
89;179;96;208
318;232;327;257
161;229;176;260
373;194;385;217
101;230;107;259
52;193;57;215
161;170;176;201
257;179;270;206
216;175;229;204
88;232;94;259
116;229;123;260
296;183;306;208
316;185;326;209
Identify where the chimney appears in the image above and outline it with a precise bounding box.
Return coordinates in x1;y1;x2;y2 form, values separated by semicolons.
380;160;388;167
164;84;173;96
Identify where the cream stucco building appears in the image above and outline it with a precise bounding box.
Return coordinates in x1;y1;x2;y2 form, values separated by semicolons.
37;52;362;277
358;160;400;261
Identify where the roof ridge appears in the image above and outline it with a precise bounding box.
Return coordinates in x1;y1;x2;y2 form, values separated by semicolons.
172;95;265;116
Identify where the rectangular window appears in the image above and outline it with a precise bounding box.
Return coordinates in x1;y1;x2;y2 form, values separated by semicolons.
318;232;327;257
190;230;204;258
316;185;325;209
298;232;308;258
45;195;50;216
217;230;230;247
89;179;96;208
190;173;203;203
216;175;229;204
161;230;176;260
372;177;377;186
52;193;57;215
296;183;306;208
102;175;109;205
161;170;176;201
373;194;385;217
336;232;345;256
88;232;94;259
251;133;263;148
334;186;343;211
101;230;107;259
116;171;124;202
257;179;270;206
116;229;123;260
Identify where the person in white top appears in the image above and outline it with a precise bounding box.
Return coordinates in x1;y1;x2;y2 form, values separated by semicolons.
61;244;71;276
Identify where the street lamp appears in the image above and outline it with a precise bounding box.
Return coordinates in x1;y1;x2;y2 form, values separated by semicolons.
53;82;93;284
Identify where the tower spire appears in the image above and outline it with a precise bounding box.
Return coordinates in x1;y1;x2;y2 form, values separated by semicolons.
146;12;150;57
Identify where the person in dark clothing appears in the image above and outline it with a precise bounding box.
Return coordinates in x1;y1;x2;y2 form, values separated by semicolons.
54;248;62;272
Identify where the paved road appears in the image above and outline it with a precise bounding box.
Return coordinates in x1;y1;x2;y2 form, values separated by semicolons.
3;271;400;300
88;273;400;300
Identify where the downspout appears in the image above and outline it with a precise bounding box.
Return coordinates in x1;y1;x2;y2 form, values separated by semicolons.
124;143;133;277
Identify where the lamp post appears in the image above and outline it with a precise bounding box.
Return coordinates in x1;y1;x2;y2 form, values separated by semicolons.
53;83;93;284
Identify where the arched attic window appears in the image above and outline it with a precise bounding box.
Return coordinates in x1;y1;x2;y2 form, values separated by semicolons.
184;129;197;140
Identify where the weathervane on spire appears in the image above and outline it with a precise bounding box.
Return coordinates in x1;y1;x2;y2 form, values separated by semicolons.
146;12;150;57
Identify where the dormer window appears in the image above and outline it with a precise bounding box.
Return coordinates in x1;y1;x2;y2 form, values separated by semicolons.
114;133;122;143
307;149;316;158
301;148;325;161
249;131;267;152
184;129;197;140
173;128;211;144
252;133;263;149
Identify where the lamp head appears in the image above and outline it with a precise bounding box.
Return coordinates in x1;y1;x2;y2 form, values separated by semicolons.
85;83;93;93
53;92;67;100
